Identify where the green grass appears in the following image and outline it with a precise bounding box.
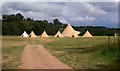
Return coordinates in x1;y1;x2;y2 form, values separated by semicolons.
2;37;28;69
2;45;25;69
2;36;119;69
90;42;119;69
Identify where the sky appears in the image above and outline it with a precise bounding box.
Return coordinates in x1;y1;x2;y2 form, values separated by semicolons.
1;1;119;28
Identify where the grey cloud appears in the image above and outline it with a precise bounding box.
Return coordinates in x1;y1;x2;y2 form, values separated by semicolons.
2;0;119;2
90;2;118;13
0;3;2;19
2;2;107;18
2;2;118;28
70;16;96;21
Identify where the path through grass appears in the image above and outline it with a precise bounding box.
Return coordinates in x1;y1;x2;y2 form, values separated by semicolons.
2;36;118;69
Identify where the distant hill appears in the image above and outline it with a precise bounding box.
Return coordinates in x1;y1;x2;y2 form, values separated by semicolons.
2;13;120;36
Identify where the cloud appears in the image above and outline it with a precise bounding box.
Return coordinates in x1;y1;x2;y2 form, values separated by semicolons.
2;2;107;17
61;2;107;19
70;16;96;21
2;0;119;2
0;3;2;19
59;19;67;23
86;16;96;20
2;2;64;21
90;2;118;13
2;2;118;28
70;17;84;21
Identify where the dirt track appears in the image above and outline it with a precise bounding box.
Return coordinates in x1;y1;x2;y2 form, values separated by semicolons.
21;45;72;69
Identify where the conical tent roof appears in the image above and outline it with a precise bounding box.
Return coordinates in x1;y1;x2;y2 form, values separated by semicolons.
21;31;29;37
82;30;93;37
62;24;80;36
74;31;80;35
69;31;79;37
29;31;37;37
40;31;49;37
54;31;64;37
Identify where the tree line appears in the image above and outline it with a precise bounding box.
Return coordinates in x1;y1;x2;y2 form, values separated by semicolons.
2;13;119;36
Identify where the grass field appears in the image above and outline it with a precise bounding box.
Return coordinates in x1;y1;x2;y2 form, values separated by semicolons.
2;36;119;69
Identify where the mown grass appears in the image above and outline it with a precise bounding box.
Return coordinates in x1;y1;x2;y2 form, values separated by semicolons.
2;36;119;69
44;36;119;69
2;37;28;69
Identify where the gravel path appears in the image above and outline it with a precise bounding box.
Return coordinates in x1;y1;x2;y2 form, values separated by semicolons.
21;45;72;69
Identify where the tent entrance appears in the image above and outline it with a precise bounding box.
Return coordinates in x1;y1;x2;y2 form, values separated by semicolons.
72;35;74;37
57;35;59;37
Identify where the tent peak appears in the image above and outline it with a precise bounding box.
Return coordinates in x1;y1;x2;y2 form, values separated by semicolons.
21;31;29;37
62;23;80;36
29;31;37;37
68;24;71;26
40;31;49;37
54;30;63;37
83;30;92;37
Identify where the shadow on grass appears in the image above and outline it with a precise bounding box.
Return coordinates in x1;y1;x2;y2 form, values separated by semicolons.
95;60;119;69
65;42;119;69
65;46;104;54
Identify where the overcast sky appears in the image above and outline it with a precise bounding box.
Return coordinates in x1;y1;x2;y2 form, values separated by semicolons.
1;2;118;28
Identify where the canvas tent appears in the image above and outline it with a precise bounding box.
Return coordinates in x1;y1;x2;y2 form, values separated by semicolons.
62;24;80;37
29;31;37;37
54;31;64;37
21;31;29;37
82;30;93;37
74;31;80;36
40;31;49;37
69;31;79;37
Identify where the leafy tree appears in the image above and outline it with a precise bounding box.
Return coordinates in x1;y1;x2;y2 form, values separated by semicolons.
2;22;11;35
2;13;120;36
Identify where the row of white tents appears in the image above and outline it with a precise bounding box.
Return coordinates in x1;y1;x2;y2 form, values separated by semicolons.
21;24;93;37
